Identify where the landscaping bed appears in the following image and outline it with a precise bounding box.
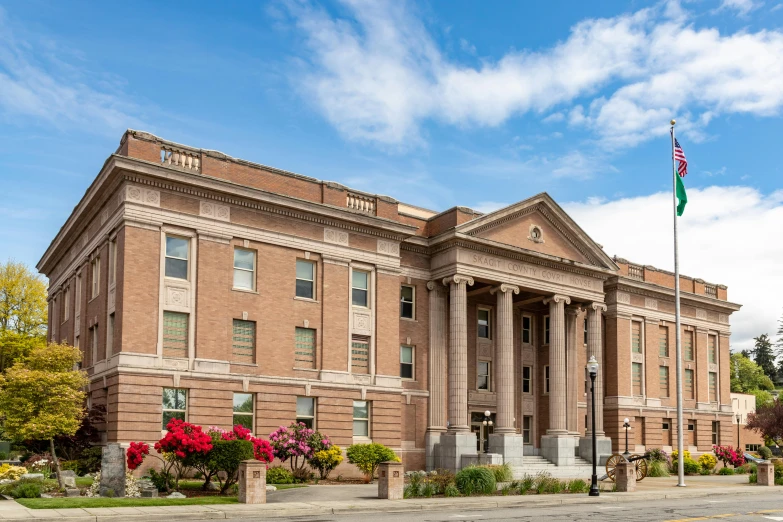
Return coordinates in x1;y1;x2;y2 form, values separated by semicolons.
15;496;239;509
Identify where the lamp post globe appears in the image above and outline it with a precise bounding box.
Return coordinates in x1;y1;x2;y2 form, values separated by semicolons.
587;355;600;497
622;418;631;458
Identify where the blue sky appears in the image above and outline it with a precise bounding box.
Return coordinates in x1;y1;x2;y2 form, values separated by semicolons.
1;0;781;351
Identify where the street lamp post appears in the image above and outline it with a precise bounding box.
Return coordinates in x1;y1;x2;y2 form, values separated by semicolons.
482;410;493;453
587;356;600;497
736;414;741;450
622;418;631;458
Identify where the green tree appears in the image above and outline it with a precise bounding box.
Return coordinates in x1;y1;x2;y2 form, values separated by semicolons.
0;331;45;372
730;353;774;393
751;334;777;380
0;343;88;488
0;261;47;336
776;310;783;383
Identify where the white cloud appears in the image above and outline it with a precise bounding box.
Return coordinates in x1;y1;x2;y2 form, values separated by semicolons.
564;186;783;353
542;112;564;123
459;38;476;55
719;0;758;16
287;0;783;149
472;201;510;214
0;7;146;134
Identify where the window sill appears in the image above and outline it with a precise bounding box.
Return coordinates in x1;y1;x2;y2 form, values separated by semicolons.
476;389;492;393
353;436;372;444
164;276;189;283
88;295;99;304
400;317;416;322
232;287;258;295
293;296;319;303
231;362;258;367
402;378;416;382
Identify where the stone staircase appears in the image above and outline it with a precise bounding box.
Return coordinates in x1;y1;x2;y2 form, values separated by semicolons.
511;455;597;479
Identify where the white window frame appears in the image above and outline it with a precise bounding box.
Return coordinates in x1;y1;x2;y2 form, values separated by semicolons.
712;421;719;445
544;315;550;345
709;371;718;403
400;285;415;320
631;320;643;354
91;257;101;299
400;345;414;380
351;270;370;308
522;366;532;394
477;360;491;391
233;392;255;432
295;259;316;300
90;325;98;364
521;315;532;345
522;416;533;444
63;286;70;322
477;307;491;340
544;365;550;394
233;247;256;291
296;396;316;429
164;235;190;281
75;273;82;315
353;400;370;439
162;388;187;430
683;328;694;361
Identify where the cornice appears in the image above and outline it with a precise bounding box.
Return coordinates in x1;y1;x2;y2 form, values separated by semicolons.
606;276;741;313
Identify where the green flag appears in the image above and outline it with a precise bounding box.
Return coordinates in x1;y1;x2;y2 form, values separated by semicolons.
676;174;687;216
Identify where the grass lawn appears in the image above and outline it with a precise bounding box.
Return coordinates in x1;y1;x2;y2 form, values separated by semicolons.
16;496;239;509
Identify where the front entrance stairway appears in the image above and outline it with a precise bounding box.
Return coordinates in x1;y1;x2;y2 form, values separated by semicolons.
511;455;596;479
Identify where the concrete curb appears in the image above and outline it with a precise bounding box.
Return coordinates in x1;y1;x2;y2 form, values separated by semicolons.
0;486;780;521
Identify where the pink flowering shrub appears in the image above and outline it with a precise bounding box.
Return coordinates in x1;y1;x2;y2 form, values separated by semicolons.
269;422;315;479
714;445;745;467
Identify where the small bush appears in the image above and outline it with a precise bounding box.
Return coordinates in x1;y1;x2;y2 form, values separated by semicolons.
421;481;435;498
759;446;773;460
567;479;588;493
717;467;735;475
346;443;399;482
647;460;670;477
699;453;717;471
684;458;701;475
647;448;670;464
309;445;344;480
775;477;783;486
749;472;757;483
207;439;255;493
0;452;9;460
428;469;455;493
407;471;423;497
266;466;294;485
12;482;41;499
455;466;496;496
533;472;560;494
485;463;513;483
444;483;460;497
0;463;27;480
671;449;691;461
147;469;173;492
403;484;417;499
520;475;534;494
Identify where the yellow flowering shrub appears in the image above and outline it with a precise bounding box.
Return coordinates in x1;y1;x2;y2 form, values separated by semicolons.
671;449;691;460
699;453;717;470
0;464;28;480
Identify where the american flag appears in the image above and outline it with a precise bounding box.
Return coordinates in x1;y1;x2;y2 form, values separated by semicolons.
674;138;688;177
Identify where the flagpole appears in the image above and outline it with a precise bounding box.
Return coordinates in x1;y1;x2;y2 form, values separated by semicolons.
671;119;686;487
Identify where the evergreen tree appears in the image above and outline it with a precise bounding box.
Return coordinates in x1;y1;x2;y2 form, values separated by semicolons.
752;334;777;380
776;310;783;382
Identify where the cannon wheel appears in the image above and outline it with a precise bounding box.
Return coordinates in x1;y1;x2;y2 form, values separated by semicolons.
605;453;624;482
632;454;648;481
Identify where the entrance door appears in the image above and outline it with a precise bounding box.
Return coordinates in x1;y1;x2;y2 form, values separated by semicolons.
470;412;496;453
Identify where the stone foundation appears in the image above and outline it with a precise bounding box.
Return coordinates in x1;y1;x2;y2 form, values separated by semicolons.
578;436;613;465
540;435;575;466
488;433;525;466
436;431;478;472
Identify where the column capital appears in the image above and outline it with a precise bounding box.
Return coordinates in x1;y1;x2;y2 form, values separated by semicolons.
442;274;474;287
426;280;442;292
490;283;520;296
543;294;571;306
589;302;607;313
565;304;583;316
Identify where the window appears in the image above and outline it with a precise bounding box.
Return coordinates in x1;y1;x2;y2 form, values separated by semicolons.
233;393;254;431
632;362;643;396
400;285;414;319
91;257;101;298
659;326;669;357
294;327;316;368
683;330;694;361
746;444;761;452
712;421;719;445
162;311;188;358
584;318;588;344
544;365;550;394
684;369;694;399
477;309;491;339
709;372;718;402
232;320;255;363
523;416;532;444
544;316;550;344
631;321;642;354
74;335;79;350
688;421;695;432
109;238;117;286
400;345;414;379
162;388;187;429
296;397;316;429
353;400;370;437
663;420;670;430
75;274;81;314
165;236;189;279
477;361;490;390
63;287;70;321
708;335;718;364
295;260;315;299
659;366;669;397
233;248;255;290
107;313;115;357
522;366;532;394
352;270;369;307
351;335;370;374
522;316;532;344
90;325;98;363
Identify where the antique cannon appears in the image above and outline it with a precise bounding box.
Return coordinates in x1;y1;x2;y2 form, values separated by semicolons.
605;452;650;482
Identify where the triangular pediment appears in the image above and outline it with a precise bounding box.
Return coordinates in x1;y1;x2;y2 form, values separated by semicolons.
456;193;618;271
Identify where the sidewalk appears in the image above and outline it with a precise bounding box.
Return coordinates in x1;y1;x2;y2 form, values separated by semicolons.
0;477;779;521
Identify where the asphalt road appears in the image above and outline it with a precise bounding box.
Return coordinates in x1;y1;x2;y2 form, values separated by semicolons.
255;493;783;522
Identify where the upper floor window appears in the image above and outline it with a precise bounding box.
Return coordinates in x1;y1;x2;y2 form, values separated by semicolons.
659;326;669;357
63;287;70;321
683;330;694;361
233;248;255;290
109;238;117;286
163;311;188;358
684;369;694;399
232;319;255;363
522;366;532;394
75;273;82;314
522;416;532;444
477;361;490;390
708;335;718;364
631;321;642;353
544;316;550;344
351;335;370;374
659;366;669;397
294;327;316;369
400;345;414;379
162;388;187;429
544;365;550;394
477;309;491;339
91;257;101;298
632;362;643;396
296;260;315;299
352;270;369;307
709;372;718;402
165;236;189;280
522;316;532;344
583;318;588;344
400;285;414;319
233;393;254;431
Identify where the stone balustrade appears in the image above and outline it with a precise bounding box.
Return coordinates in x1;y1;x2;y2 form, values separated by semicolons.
161;147;201;171
347;193;376;215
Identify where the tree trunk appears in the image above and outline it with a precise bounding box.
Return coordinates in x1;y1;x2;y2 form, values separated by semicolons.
49;438;64;490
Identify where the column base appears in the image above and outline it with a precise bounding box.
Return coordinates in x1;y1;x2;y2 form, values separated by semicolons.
487;433;525;466
425;431;445;472
540;435;575;466
578;436;613;465
433;431;478;473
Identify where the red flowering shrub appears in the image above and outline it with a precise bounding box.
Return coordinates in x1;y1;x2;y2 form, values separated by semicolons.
127;442;149;471
154;419;213;459
253;438;274;463
714;445;746;467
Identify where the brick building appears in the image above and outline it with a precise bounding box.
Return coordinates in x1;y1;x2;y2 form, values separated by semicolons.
38;130;741;473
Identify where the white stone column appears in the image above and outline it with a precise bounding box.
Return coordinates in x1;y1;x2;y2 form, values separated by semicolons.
544;294;570;435
586;302;607;436
426;280;448;432
443;274;473;432
490;283;519;433
565;305;581;436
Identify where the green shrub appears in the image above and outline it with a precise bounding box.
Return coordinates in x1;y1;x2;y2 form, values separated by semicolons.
444;483;460;497
567;479;588;493
773;461;783;480
266;466;294;485
421;481;435;498
647;460;670;477
533;472;560;494
76;447;104;476
455;466;496;495
309;445;344;480
749;472;757;483
775;477;783;486
699;468;711;475
428;469;455;493
0;451;9;461
717;467;735;475
759;446;773;459
346;443;399;482
403;484;417;499
147;469;173;492
674;458;701;475
484;463;512;483
12;482;41;499
500;484;512;495
406;471;423;497
207;439;254;494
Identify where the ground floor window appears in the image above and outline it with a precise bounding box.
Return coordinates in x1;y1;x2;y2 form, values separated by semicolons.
297;397;316;429
233;393;253;431
353;400;370;437
162;388;187;429
523;416;532;444
711;421;719;445
746;444;761;452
